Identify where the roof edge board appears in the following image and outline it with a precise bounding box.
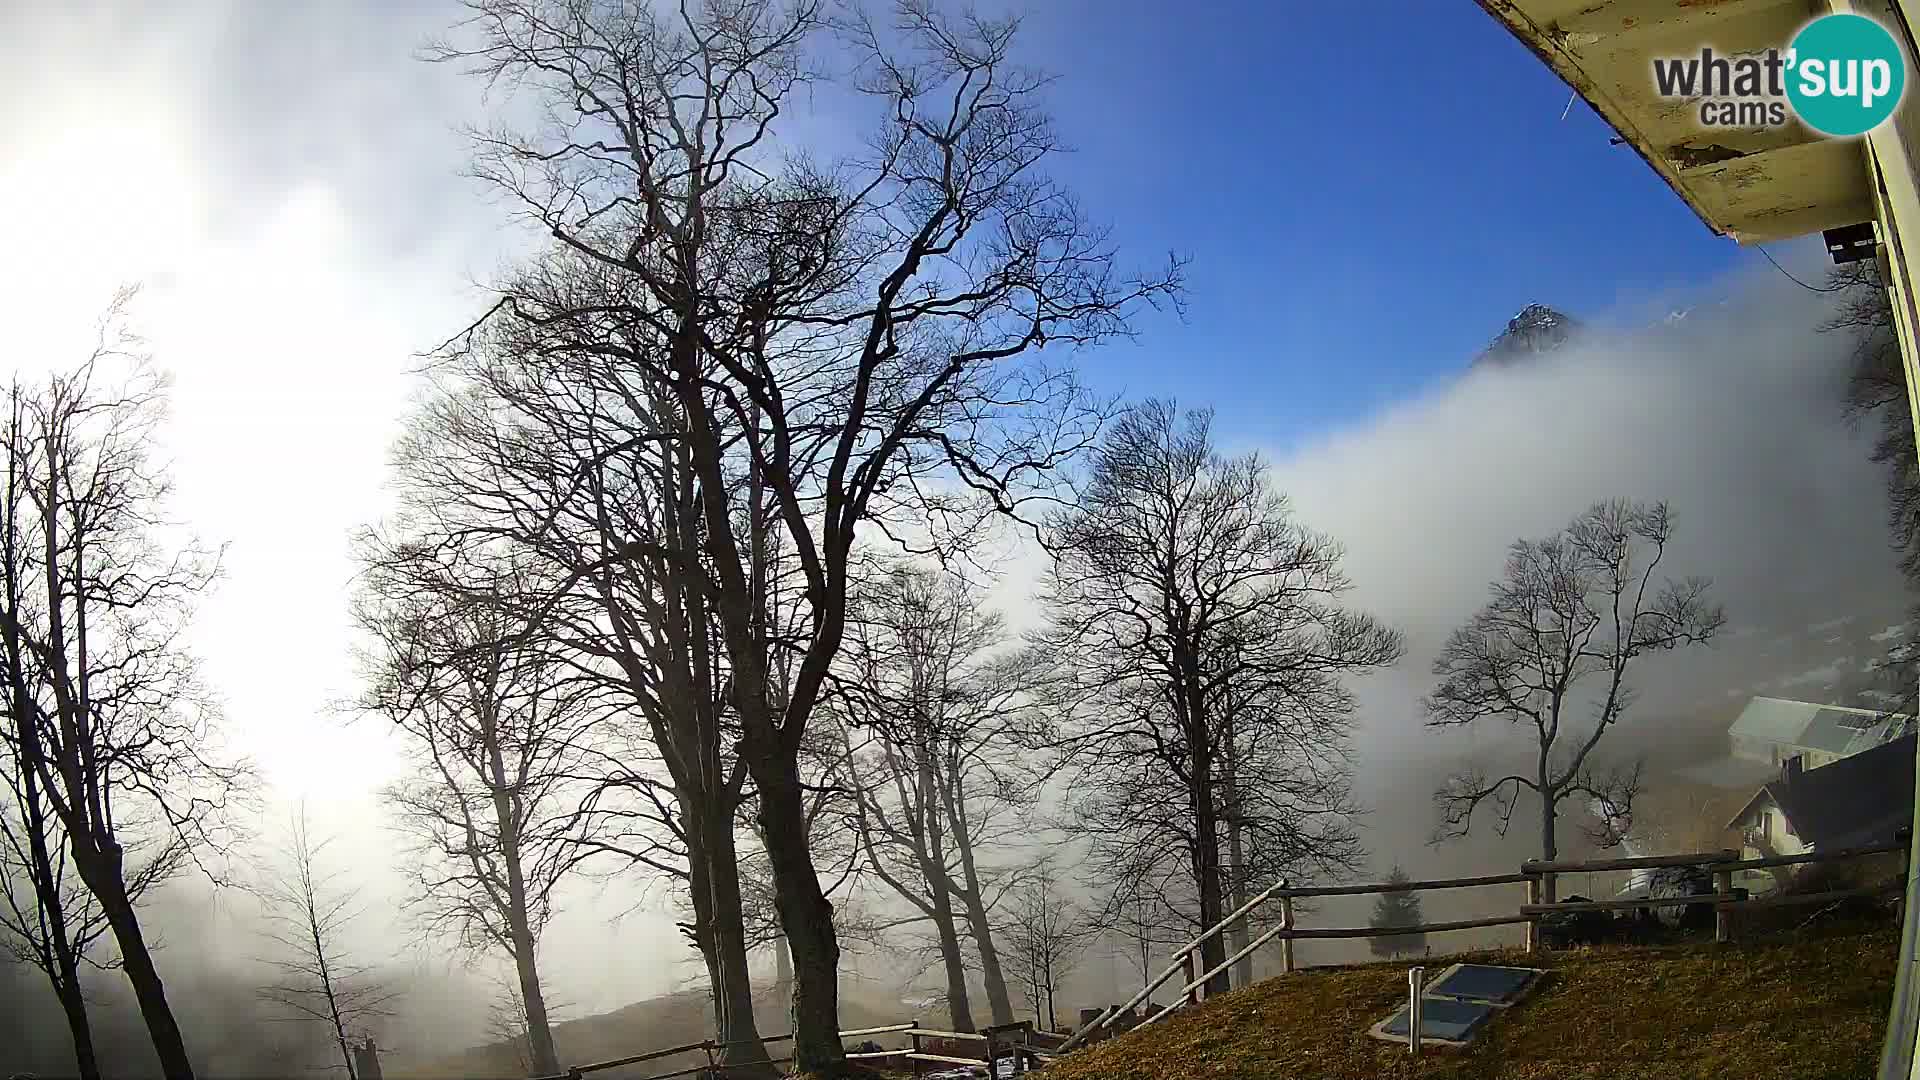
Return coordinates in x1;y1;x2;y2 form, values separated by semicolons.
1475;0;1730;237
1554;0;1816;50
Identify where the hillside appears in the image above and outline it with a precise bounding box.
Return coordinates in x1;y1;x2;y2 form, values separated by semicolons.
393;985;911;1080
1044;926;1897;1080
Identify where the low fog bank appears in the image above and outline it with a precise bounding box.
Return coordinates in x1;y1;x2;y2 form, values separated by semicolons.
0;876;504;1078
1258;267;1909;962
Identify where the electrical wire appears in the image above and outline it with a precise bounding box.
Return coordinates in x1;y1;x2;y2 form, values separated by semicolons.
1758;245;1840;293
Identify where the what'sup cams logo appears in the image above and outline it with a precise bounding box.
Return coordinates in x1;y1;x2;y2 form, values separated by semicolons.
1652;12;1907;137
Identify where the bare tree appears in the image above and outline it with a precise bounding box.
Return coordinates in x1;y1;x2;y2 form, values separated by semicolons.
0;291;251;1080
997;865;1094;1033
1828;263;1920;718
257;808;397;1079
376;270;783;1075
839;563;1035;1031
1037;400;1400;995
1;729;109;1080
356;558;595;1079
0;770;186;1080
427;1;1180;1068
1427;499;1725;898
1097;878;1177;989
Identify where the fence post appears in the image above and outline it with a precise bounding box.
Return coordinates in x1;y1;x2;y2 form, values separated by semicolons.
1714;859;1734;944
1524;872;1541;954
910;1018;922;1080
1182;951;1200;1006
1280;893;1296;975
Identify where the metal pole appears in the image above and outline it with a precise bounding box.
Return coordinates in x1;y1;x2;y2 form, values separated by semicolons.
1408;967;1425;1057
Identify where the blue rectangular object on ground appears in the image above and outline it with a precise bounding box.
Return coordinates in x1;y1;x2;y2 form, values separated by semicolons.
1425;964;1539;1005
1377;997;1494;1042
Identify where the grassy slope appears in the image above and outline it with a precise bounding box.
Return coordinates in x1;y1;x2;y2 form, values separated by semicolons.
1044;926;1899;1080
395;986;909;1079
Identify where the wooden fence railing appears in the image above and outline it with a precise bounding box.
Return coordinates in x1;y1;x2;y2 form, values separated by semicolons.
538;1018;1050;1080
1059;838;1908;1051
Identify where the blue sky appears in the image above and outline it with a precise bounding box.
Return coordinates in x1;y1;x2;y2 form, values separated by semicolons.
997;2;1755;446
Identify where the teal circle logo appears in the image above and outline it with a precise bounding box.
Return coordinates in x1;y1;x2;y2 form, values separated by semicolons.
1787;14;1906;137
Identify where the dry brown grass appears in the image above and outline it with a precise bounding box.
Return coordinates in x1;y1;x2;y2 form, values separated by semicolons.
1042;924;1898;1080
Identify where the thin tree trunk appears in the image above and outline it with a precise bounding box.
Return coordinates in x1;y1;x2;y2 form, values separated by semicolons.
947;783;1012;1025
1043;956;1057;1033
1188;778;1228;996
84;857;194;1080
747;752;843;1075
7;680;99;1080
1540;785;1559;905
1222;720;1251;989
685;797;774;1077
506;921;557;1077
1182;677;1228;996
675;315;842;1073
3;393;98;1080
54;969;101;1080
774;933;792;999
651;406;772;1076
488;729;559;1077
920;735;975;1033
307;884;359;1080
928;896;975;1033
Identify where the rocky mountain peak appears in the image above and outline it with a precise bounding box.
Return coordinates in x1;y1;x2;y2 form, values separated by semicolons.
1473;303;1581;368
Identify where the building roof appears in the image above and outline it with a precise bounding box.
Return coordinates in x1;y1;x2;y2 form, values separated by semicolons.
1729;734;1917;850
1727;696;1903;755
1473;0;1872;245
1729;696;1827;743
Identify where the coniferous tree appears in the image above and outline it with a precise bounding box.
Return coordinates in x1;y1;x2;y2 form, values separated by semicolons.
1367;867;1427;959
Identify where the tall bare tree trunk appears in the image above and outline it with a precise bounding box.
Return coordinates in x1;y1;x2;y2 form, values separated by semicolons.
1222;719;1251;989
745;749;842;1074
929;899;975;1034
1540;774;1559;905
83;852;194;1080
54;959;100;1080
948;799;1013;1025
1224;807;1251;988
5;655;100;1080
1186;777;1228;996
919;725;975;1033
1179;655;1229;997
685;797;774;1077
774;934;792;1000
40;431;194;1080
22;805;98;1080
487;732;559;1077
